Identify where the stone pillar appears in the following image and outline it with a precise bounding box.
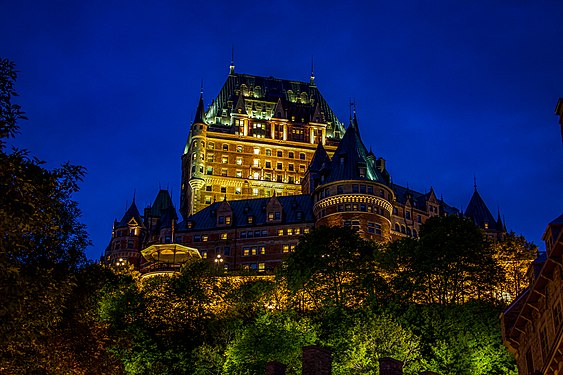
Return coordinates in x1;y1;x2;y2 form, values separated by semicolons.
302;345;332;375
265;361;286;375
379;357;403;375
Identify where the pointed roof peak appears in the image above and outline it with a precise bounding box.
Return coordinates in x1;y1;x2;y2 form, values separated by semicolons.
473;175;478;192
310;56;315;86
194;87;206;124
229;46;235;75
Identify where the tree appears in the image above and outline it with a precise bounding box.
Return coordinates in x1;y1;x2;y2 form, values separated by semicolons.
380;215;503;304
0;58;90;372
222;311;318;374
283;226;380;310
493;232;537;303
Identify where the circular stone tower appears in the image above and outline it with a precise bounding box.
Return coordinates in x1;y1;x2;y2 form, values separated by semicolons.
310;111;394;243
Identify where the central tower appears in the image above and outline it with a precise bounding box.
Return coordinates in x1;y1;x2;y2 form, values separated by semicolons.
180;66;346;218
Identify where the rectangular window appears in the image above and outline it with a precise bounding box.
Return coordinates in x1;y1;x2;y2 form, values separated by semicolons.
352;185;359;193
287;228;293;236
368;186;374;194
223;144;229;151
205;196;212;204
265;161;271;168
258;263;265;272
295;228;301;235
221;169;228;177
360;185;366;193
266;149;271;156
283;245;289;253
277;150;283;157
222;156;228;164
225;216;231;225
278;229;284;236
277;162;283;170
206;185;212;191
207;154;214;163
254;147;260;154
253;159;260;167
202;235;208;242
243;247;250;256
220;186;227;193
235;187;241;194
236;145;243;153
236;157;242;165
299;153;305;160
252;188;259;196
221;233;227;240
207;167;213;175
288;164;294;171
337;185;344;194
288;151;294;158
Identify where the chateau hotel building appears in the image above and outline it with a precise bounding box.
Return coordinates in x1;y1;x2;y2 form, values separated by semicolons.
104;63;504;272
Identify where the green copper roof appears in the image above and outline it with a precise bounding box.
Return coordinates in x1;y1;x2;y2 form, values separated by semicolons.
203;72;345;138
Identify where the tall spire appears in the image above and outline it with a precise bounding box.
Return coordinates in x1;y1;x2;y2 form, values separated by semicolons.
473;175;477;192
229;46;235;75
193;84;206;124
310;56;315;86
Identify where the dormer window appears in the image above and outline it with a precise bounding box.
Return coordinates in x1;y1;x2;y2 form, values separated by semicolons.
187;221;193;229
340;156;345;165
247;216;254;224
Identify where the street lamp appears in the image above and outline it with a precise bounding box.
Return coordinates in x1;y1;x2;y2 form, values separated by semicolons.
214;254;224;272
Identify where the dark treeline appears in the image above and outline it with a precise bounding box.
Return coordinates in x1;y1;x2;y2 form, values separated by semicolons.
0;59;535;374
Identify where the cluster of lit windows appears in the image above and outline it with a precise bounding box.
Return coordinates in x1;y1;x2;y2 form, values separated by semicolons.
241;263;266;272
242;246;266;256
268;211;281;221
282;244;296;253
277;227;308;236
218;215;232;225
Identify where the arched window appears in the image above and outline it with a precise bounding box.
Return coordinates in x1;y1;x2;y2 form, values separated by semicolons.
395;223;400;231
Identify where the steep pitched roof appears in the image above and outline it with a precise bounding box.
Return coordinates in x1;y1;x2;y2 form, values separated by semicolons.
193;91;206;124
326;112;387;184
117;200;144;228
464;189;499;230
147;190;175;218
179;195;314;231
204;72;345;138
308;142;330;172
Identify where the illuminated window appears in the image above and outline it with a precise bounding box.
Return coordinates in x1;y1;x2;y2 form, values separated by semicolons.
278;229;284;236
243;247;250;256
235;187;241;195
225;216;231;225
206;154;214;162
201;250;207;259
247;216;253;224
299;165;305;172
266;149;272;156
359;167;366;178
208;142;214;150
287;228;293;236
283;245;289;253
206;167;213;175
290;245;296;252
258;263;265;271
236;145;243;152
254;147;260;154
265;173;271;181
221;156;228;164
253;159;260;167
295;228;301;235
235;170;242;178
221;233;227;240
251;247;257;255
252;172;259;180
236;157;242;165
304;228;310;234
252;188;259;196
221;169;228;176
205;196;211;204
202;235;208;242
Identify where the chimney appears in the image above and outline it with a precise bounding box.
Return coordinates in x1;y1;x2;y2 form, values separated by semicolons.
265;361;287;375
302;345;332;375
379;357;403;375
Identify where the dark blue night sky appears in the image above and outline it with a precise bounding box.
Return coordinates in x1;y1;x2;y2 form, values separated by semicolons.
2;1;562;259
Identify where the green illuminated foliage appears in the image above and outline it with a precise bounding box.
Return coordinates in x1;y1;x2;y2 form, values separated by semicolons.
223;312;318;374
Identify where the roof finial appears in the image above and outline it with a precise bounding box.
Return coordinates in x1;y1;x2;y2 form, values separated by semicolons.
473;175;477;192
229;45;235;75
133;189;136;203
310;56;315;86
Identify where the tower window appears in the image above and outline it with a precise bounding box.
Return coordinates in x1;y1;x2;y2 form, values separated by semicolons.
223;144;229;151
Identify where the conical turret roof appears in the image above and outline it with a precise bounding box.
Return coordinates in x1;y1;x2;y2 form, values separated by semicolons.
118;199;144;228
465;188;498;230
193;91;206;124
326;111;386;183
308;142;330;172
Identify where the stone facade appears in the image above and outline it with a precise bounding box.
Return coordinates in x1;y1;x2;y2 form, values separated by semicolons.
501;214;563;374
104;67;505;272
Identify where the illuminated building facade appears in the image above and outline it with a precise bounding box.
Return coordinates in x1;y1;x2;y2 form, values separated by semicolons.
501;214;563;374
104;66;504;272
